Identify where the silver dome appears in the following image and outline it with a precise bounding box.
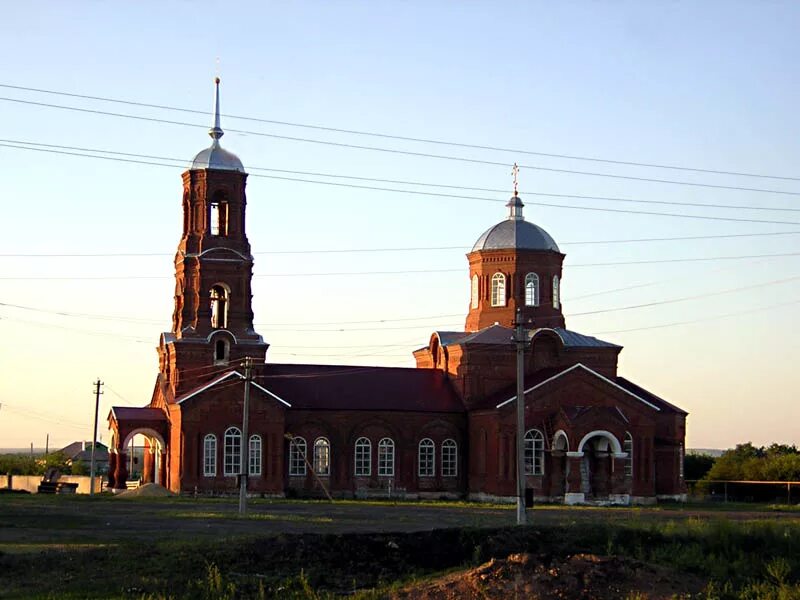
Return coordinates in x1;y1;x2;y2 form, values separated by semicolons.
191;141;245;172
471;195;560;252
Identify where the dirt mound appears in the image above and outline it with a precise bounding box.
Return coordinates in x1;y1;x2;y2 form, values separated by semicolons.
392;553;705;600
115;483;174;498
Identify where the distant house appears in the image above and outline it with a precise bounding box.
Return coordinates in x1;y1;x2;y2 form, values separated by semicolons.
60;441;109;473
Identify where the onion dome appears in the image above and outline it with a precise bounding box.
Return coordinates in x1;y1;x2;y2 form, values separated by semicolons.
471;195;560;252
190;77;245;172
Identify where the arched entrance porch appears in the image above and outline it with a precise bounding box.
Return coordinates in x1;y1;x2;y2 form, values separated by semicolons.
564;430;629;505
107;407;169;493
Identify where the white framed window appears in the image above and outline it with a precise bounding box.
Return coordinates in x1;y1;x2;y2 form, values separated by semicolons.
289;437;307;476
470;274;479;309
553;275;560;309
679;443;684;480
491;273;506;307
354;437;371;476
378;438;395;477
624;432;634;478
314;437;331;476
441;439;457;477
203;434;216;477
210;285;228;329
524;429;545;475
524;273;540;307
418;438;435;477
249;435;262;477
224;427;241;476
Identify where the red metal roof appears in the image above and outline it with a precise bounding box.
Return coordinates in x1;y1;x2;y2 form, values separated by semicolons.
110;407;168;422
257;363;465;413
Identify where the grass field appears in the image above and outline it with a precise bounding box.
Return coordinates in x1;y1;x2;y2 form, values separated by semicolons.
1;494;799;598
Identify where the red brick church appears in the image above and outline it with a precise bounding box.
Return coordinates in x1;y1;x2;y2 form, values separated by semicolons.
108;80;687;504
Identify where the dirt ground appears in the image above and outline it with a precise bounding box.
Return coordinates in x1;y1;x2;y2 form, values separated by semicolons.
393;553;707;600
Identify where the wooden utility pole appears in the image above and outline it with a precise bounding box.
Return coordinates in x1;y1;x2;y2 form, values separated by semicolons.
90;379;103;496
238;357;253;516
514;309;527;526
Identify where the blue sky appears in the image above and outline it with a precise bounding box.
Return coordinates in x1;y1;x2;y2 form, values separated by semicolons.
1;2;799;449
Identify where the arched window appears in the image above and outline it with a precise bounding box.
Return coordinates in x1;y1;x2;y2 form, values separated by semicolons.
624;432;633;478
314;437;331;476
210;285;228;329
203;434;216;477
524;273;540;307
491;273;506;307
441;439;457;477
418;438;435;477
354;437;371;476
289;437;307;476
378;438;395;477
553;275;560;309
524;429;545;475
470;274;479;309
210;194;228;236
214;339;229;364
224;427;241;476
249;435;262;477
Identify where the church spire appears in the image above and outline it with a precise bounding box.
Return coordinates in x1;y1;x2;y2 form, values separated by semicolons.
209;77;224;141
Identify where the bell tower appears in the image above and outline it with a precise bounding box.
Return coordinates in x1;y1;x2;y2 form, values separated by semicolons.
157;78;268;398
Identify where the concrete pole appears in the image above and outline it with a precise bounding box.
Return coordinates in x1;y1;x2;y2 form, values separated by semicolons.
90;379;103;496
515;309;527;526
239;357;252;516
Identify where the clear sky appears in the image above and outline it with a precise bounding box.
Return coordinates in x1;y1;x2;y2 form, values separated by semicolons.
1;2;798;450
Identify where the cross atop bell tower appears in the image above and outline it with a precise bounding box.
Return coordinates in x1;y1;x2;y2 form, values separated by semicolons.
158;78;268;397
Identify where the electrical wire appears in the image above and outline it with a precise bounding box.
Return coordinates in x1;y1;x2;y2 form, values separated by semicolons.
4;138;800;214
2;91;800;192
3;81;798;182
3;231;800;258
5;142;800;226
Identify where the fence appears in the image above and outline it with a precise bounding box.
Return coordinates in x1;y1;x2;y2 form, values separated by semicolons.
686;480;799;504
2;474;104;494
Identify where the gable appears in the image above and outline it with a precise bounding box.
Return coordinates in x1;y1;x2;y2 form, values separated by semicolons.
496;363;661;412
176;370;291;407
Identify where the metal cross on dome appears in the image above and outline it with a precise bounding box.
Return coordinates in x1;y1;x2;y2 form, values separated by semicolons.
511;163;519;196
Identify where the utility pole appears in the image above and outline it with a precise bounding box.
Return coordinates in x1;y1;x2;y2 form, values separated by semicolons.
90;379;103;496
238;357;253;516
514;309;527;526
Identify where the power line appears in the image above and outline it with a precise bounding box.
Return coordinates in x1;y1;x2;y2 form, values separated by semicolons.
2;96;800;196
3;231;800;258
569;274;800;317
2;251;800;280
2;81;798;182
4;138;800;214
5;141;800;227
591;298;800;335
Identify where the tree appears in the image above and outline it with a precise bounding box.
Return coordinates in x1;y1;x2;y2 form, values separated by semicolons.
684;454;715;480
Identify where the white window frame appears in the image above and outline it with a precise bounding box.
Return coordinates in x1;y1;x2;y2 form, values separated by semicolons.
314;437;331;476
203;434;216;477
470;274;479;309
418;438;435;477
441;439;457;477
289;437;307;476
378;438;395;477
249;434;262;477
524;273;540;307
223;426;241;476
354;437;371;477
491;273;506;307
624;432;634;478
524;429;545;476
553;275;560;309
